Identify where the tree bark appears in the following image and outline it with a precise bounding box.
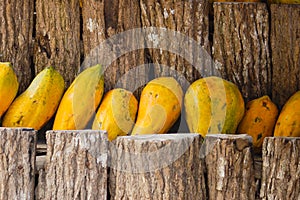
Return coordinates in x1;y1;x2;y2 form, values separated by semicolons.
270;5;300;109
81;0;148;98
109;134;206;200
44;130;108;200
204;134;255;200
260;137;300;200
140;0;211;90
0;0;34;92
213;3;271;102
0;128;36;200
34;0;81;88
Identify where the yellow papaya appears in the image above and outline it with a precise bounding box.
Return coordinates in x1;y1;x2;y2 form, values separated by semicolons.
237;95;278;151
53;64;104;130
131;77;183;135
0;62;19;118
2;66;64;130
184;76;245;138
274;91;300;137
92;88;138;141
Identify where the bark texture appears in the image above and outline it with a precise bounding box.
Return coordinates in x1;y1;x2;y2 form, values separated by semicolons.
34;0;81;87
204;134;255;200
0;128;36;200
140;0;211;90
0;0;34;92
44;130;108;200
260;137;300;200
270;4;300;109
109;134;206;200
213;3;271;102
81;0;148;97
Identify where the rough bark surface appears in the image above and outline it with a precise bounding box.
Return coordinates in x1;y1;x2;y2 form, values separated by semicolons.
271;5;300;109
140;0;211;90
82;0;148;97
34;0;81;87
213;3;271;102
109;134;206;200
35;169;46;200
204;134;255;200
44;130;108;200
260;137;300;200
0;0;34;92
0;128;36;200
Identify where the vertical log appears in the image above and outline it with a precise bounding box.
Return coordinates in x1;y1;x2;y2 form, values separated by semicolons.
44;130;108;200
0;128;36;200
260;137;300;200
270;5;300;108
0;0;34;92
213;3;271;102
34;0;81;87
109;134;206;200
140;0;211;89
204;134;255;200
82;0;148;97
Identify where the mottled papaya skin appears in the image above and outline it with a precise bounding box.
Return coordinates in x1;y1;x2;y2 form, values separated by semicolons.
92;88;138;141
268;0;299;4
184;76;245;138
274;91;300;137
0;62;19;118
3;66;64;130
131;77;183;135
237;95;278;151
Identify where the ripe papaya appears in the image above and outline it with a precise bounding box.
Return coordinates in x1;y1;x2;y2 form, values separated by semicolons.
53;64;104;130
237;95;278;151
274;91;300;137
92;88;138;141
0;62;19;118
184;76;245;138
2;66;64;130
131;77;183;135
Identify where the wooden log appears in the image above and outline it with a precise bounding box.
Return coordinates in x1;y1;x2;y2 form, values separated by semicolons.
35;169;46;200
81;0;148;97
34;0;81;87
109;134;206;200
260;137;300;200
204;134;255;200
270;5;300;109
140;0;211;89
0;128;36;200
0;0;34;92
213;3;271;102
43;130;108;200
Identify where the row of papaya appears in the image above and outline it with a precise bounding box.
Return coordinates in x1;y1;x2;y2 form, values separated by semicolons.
0;62;299;151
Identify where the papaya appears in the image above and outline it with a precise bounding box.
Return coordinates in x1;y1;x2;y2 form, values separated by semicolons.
92;88;138;141
237;95;278;151
2;66;64;130
131;77;183;135
0;62;19;118
274;91;300;137
267;0;299;4
184;76;245;138
53;64;104;130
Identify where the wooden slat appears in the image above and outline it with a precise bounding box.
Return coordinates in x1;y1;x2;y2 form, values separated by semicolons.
0;0;34;92
34;0;81;87
270;4;300;109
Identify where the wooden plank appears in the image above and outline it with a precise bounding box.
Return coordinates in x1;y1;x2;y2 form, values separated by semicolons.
0;0;34;92
260;137;300;200
109;134;206;200
204;134;255;200
0;128;36;200
34;0;81;87
43;130;108;199
270;4;300;109
213;3;271;102
140;0;211;90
